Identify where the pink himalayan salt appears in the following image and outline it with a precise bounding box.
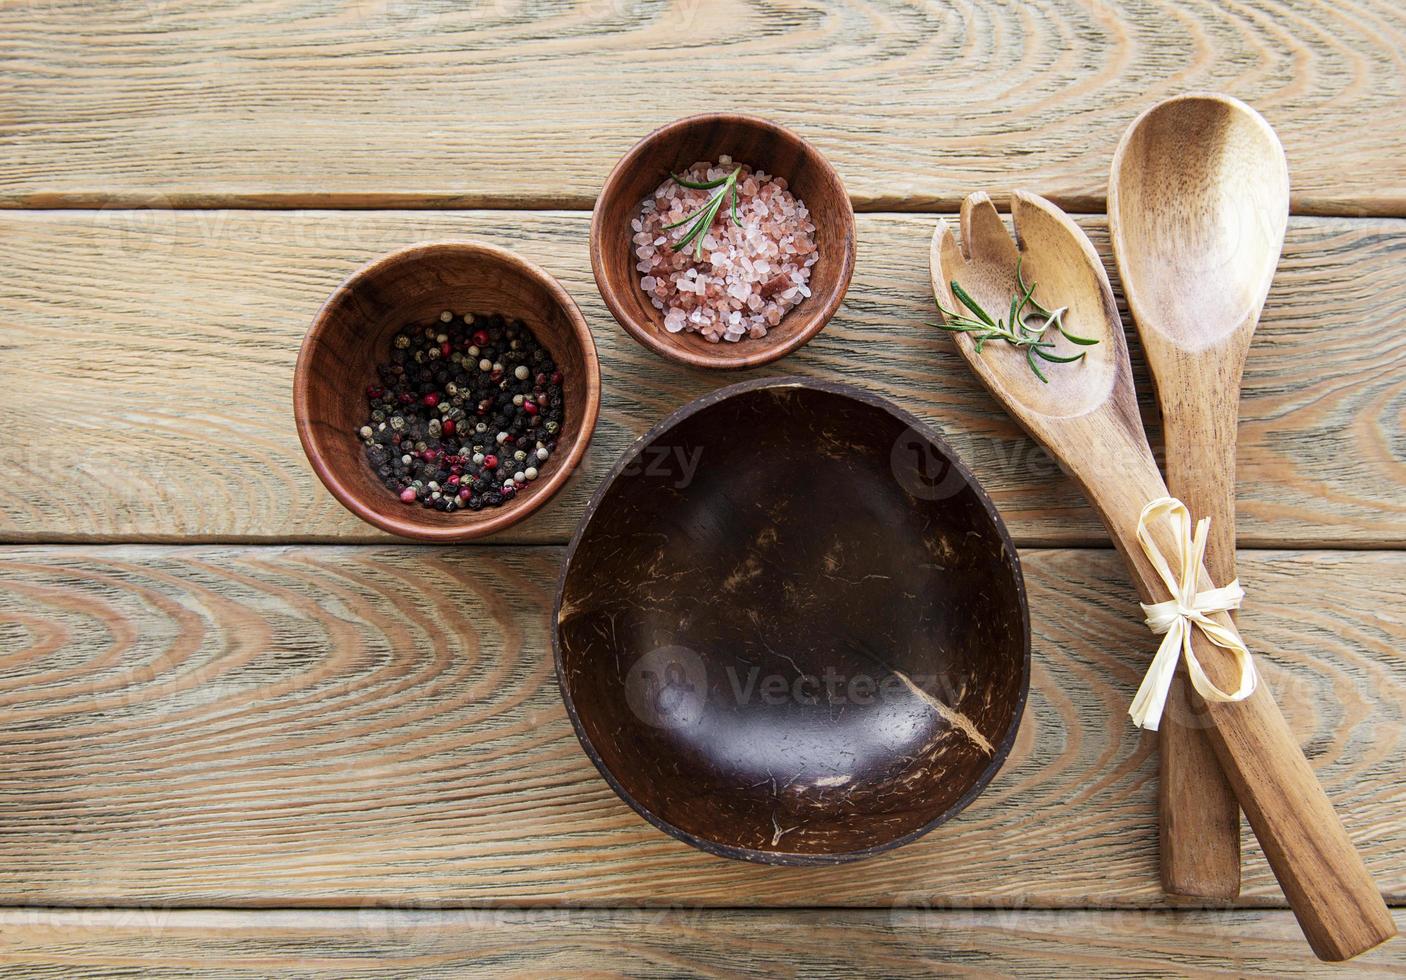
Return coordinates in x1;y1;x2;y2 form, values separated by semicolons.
631;156;818;343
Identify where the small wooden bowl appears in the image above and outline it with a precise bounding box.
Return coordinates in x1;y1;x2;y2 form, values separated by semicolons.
590;114;856;370
294;241;600;541
555;378;1029;864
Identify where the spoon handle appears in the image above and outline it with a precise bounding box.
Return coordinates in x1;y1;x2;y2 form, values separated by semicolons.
1156;358;1245;899
1094;468;1396;961
1195;665;1397;961
1158;676;1241;897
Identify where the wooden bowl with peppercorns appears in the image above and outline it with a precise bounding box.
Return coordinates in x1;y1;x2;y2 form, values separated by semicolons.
591;113;856;370
295;241;600;541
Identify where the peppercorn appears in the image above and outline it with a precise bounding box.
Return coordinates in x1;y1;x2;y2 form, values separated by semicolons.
358;310;566;512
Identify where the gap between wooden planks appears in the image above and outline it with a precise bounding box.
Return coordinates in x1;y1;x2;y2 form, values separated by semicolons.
1;0;1404;216
0;908;1402;977
0;211;1402;547
0;544;1398;908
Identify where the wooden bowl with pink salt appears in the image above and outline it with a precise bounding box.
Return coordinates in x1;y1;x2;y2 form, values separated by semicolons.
591;114;856;370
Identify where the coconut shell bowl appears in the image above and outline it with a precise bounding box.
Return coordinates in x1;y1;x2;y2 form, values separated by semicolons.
555;378;1029;864
590;113;856;370
295;241;600;541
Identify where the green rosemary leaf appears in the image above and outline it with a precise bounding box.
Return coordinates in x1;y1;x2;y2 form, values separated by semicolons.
1012;307;1042;343
670;169;733;190
1051;309;1099;345
935;307;976;326
1025;345;1049;383
662;210;702;231
1015;256;1052;317
671;205;715;254
1014;276;1037;323
1032;346;1088;364
667;167;743;256
950;282;996;326
935;269;1098;381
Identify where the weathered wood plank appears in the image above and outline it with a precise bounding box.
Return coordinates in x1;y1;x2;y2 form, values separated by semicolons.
2;0;1404;214
0;545;1399;907
0;907;1402;978
0;211;1402;546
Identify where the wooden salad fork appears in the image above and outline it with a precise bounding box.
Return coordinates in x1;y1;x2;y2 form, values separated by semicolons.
1108;92;1291;900
929;190;1394;962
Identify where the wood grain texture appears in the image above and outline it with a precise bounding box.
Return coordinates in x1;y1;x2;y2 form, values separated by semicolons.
1;0;1404;215
0;211;1403;546
0;544;1399;907
0;908;1402;978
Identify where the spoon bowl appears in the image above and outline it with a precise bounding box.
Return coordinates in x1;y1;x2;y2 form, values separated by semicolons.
1110;94;1289;351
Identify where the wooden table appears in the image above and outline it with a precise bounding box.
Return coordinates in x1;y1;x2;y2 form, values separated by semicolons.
1;1;1403;975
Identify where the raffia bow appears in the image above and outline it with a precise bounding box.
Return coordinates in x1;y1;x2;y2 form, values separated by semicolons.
1129;497;1258;731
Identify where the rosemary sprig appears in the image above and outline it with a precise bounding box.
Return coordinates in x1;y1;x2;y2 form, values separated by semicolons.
932;257;1099;383
664;166;742;258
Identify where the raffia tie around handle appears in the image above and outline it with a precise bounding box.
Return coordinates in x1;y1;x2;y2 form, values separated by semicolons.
1129;497;1258;731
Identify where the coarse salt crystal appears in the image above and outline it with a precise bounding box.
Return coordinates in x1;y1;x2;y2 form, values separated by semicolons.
631;158;818;344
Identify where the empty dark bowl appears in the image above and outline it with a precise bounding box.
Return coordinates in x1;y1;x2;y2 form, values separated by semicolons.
555;378;1029;864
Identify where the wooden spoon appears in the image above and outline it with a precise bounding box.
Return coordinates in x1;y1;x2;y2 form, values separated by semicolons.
1108;93;1290;900
930;191;1395;962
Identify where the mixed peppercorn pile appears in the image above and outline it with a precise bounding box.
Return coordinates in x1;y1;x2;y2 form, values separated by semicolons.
359;311;565;511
